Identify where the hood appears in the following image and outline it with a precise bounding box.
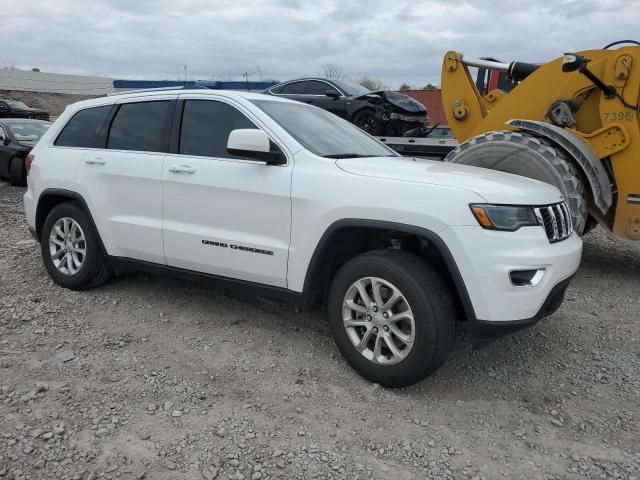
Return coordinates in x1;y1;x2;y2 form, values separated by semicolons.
354;90;426;113
336;156;564;205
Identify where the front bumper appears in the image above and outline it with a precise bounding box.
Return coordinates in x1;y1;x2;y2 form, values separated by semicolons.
469;275;572;338
439;225;582;330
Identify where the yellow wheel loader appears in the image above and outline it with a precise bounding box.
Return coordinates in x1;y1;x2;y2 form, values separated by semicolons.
441;41;640;240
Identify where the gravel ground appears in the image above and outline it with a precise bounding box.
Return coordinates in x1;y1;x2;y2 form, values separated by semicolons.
1;181;639;480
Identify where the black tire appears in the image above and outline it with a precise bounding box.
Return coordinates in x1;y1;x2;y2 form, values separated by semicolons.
327;249;455;387
9;157;26;187
446;131;588;234
40;202;111;290
352;109;383;136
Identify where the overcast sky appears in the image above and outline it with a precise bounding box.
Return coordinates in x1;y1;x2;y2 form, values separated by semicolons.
4;0;640;89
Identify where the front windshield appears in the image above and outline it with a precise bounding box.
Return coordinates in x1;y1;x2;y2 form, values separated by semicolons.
251;99;397;158
332;80;372;96
6;100;30;110
5;121;51;142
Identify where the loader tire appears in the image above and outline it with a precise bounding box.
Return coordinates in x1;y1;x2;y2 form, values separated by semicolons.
446;130;588;234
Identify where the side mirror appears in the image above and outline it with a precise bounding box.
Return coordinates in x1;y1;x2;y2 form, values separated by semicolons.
227;129;286;165
325;89;341;99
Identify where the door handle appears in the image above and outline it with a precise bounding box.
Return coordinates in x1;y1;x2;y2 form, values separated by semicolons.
168;164;196;174
85;158;106;165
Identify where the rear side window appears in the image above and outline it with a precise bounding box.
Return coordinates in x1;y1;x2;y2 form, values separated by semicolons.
107;101;169;152
55;105;111;148
306;81;330;95
179;100;257;158
280;82;306;94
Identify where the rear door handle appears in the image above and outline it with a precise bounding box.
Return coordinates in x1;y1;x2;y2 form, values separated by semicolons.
85;158;106;165
168;164;195;174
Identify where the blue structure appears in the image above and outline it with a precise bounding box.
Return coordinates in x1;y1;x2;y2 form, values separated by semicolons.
113;79;278;91
113;80;197;89
195;80;278;90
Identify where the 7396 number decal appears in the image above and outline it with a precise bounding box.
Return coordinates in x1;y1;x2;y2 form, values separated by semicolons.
603;111;634;122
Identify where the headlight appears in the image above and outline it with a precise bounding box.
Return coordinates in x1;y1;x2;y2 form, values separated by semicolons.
470;204;539;231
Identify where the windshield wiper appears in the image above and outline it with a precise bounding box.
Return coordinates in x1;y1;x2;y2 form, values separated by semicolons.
322;154;378;159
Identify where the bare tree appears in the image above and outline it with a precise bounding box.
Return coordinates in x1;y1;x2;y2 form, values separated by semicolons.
322;63;345;79
422;83;439;90
399;83;411;91
359;77;386;91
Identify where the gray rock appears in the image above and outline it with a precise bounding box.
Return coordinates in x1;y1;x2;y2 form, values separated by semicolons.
35;382;48;392
47;350;76;365
201;467;218;480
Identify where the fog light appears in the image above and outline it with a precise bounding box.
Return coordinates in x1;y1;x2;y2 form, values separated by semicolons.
510;269;545;287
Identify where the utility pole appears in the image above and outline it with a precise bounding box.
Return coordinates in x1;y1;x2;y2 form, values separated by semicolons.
184;64;187;86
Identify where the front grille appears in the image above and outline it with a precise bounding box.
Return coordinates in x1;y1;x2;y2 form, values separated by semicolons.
534;203;572;243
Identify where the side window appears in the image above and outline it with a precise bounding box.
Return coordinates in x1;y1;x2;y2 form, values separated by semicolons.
179;100;258;158
306;81;331;95
269;85;284;94
107;101;169;152
280;82;306;94
54;105;111;148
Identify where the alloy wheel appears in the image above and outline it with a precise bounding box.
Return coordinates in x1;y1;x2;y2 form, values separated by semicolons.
48;217;86;275
342;277;415;365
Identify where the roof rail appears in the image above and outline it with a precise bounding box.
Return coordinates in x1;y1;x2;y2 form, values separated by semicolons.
108;85;209;96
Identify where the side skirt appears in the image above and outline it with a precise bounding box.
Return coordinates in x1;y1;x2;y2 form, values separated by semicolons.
108;257;309;309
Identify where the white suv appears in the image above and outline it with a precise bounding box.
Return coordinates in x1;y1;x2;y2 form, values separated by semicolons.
23;89;582;386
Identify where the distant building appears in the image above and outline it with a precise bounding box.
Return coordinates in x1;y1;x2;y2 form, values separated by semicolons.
401;89;448;127
0;68;114;95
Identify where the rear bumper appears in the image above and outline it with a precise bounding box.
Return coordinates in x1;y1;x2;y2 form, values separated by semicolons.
468;275;572;338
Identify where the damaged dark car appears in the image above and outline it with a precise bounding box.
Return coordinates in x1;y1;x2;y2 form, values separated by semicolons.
264;78;429;137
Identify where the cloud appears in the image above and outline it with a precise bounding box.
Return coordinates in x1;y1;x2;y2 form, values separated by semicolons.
4;0;640;88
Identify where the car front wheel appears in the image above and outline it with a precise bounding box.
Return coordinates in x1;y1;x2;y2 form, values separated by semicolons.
327;250;455;387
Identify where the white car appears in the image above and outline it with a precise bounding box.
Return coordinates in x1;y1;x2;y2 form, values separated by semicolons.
23;89;582;387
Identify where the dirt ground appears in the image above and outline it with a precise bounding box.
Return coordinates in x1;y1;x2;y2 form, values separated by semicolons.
1;181;639;480
0;91;98;117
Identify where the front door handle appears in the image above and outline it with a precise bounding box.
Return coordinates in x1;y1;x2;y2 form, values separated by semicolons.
85;158;106;165
168;164;196;174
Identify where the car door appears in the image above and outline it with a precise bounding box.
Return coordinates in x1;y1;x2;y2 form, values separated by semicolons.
75;96;174;264
305;80;348;118
162;96;292;287
0;125;12;177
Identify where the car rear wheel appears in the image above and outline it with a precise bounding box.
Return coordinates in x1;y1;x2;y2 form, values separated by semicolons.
41;202;111;290
9;157;26;187
327;250;455;387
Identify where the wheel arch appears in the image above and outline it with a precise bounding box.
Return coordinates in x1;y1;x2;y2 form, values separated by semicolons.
35;189;105;252
302;219;476;321
349;105;376;121
507;119;613;214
